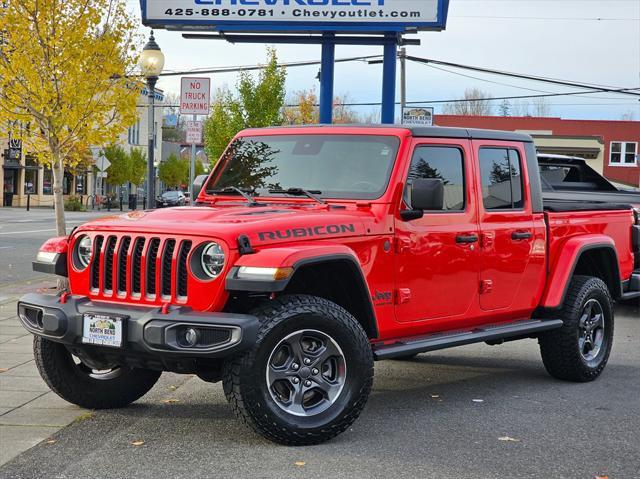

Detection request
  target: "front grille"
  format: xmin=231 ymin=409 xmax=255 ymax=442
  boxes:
xmin=161 ymin=240 xmax=176 ymax=297
xmin=131 ymin=238 xmax=145 ymax=295
xmin=117 ymin=237 xmax=131 ymax=295
xmin=87 ymin=234 xmax=192 ymax=303
xmin=90 ymin=236 xmax=104 ymax=290
xmin=146 ymin=239 xmax=160 ymax=297
xmin=177 ymin=241 xmax=192 ymax=298
xmin=103 ymin=236 xmax=117 ymax=292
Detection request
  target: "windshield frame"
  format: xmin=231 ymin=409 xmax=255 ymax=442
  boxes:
xmin=204 ymin=132 xmax=402 ymax=202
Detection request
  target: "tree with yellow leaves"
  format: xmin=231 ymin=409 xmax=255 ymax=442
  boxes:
xmin=0 ymin=0 xmax=140 ymax=236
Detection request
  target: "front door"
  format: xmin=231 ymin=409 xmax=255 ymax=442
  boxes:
xmin=394 ymin=139 xmax=481 ymax=329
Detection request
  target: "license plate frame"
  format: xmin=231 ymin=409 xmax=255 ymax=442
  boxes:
xmin=81 ymin=313 xmax=126 ymax=348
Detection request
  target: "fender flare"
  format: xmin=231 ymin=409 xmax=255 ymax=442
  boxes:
xmin=540 ymin=235 xmax=622 ymax=308
xmin=226 ymin=244 xmax=364 ymax=292
xmin=225 ymin=244 xmax=378 ymax=338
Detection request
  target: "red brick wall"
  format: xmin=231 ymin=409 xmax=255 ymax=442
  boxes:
xmin=434 ymin=115 xmax=640 ymax=187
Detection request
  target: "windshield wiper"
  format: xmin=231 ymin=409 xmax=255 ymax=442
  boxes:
xmin=268 ymin=188 xmax=326 ymax=205
xmin=207 ymin=186 xmax=261 ymax=206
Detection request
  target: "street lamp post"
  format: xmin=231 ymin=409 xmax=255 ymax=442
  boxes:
xmin=139 ymin=31 xmax=165 ymax=209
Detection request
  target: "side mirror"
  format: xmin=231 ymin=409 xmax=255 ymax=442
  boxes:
xmin=192 ymin=175 xmax=209 ymax=201
xmin=400 ymin=178 xmax=444 ymax=221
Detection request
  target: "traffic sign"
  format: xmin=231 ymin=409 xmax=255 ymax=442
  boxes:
xmin=180 ymin=77 xmax=210 ymax=116
xmin=186 ymin=120 xmax=203 ymax=145
xmin=90 ymin=148 xmax=111 ymax=171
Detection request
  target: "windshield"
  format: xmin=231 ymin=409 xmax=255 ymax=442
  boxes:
xmin=206 ymin=134 xmax=400 ymax=200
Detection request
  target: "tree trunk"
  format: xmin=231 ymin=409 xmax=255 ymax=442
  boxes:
xmin=51 ymin=149 xmax=69 ymax=291
xmin=51 ymin=152 xmax=67 ymax=236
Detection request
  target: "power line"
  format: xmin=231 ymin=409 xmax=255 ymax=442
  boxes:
xmin=416 ymin=63 xmax=635 ymax=101
xmin=158 ymin=55 xmax=380 ymax=77
xmin=405 ymin=56 xmax=640 ymax=97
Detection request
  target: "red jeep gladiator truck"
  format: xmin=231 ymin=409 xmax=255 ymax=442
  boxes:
xmin=18 ymin=126 xmax=640 ymax=445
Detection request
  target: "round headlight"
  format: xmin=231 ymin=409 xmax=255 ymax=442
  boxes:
xmin=200 ymin=242 xmax=225 ymax=278
xmin=76 ymin=235 xmax=93 ymax=269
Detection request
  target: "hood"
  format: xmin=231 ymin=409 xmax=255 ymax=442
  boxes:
xmin=74 ymin=203 xmax=380 ymax=249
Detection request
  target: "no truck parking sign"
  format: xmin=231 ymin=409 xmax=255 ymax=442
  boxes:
xmin=180 ymin=77 xmax=210 ymax=116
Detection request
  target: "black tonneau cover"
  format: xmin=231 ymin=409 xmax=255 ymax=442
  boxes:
xmin=543 ymin=200 xmax=634 ymax=213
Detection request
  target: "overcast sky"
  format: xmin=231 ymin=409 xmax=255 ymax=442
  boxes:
xmin=128 ymin=0 xmax=640 ymax=121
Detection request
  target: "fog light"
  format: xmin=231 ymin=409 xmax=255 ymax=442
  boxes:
xmin=183 ymin=328 xmax=199 ymax=347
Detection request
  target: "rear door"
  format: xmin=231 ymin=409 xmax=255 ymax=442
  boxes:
xmin=394 ymin=138 xmax=481 ymax=327
xmin=473 ymin=141 xmax=539 ymax=312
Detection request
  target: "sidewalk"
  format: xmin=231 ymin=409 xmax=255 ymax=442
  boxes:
xmin=0 ymin=287 xmax=88 ymax=466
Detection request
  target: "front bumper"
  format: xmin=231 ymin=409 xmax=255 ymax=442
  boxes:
xmin=17 ymin=293 xmax=259 ymax=364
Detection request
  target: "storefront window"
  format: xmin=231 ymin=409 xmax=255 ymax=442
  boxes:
xmin=63 ymin=171 xmax=73 ymax=195
xmin=43 ymin=168 xmax=53 ymax=195
xmin=24 ymin=168 xmax=39 ymax=194
xmin=24 ymin=155 xmax=39 ymax=194
xmin=76 ymin=173 xmax=87 ymax=194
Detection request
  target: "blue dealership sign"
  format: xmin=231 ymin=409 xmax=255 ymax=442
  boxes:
xmin=140 ymin=0 xmax=449 ymax=33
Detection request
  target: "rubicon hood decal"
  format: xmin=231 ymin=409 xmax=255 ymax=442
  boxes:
xmin=258 ymin=224 xmax=356 ymax=241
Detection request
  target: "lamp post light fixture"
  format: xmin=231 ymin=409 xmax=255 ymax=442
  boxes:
xmin=139 ymin=30 xmax=165 ymax=209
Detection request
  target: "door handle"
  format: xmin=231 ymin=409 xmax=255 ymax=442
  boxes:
xmin=511 ymin=231 xmax=532 ymax=241
xmin=456 ymin=234 xmax=479 ymax=244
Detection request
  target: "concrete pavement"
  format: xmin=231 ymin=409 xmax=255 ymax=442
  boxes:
xmin=0 ymin=285 xmax=89 ymax=466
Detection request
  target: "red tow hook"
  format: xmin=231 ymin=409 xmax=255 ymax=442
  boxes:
xmin=161 ymin=302 xmax=171 ymax=315
xmin=59 ymin=292 xmax=70 ymax=304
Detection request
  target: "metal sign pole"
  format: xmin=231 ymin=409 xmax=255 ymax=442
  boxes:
xmin=319 ymin=33 xmax=335 ymax=124
xmin=381 ymin=34 xmax=398 ymax=124
xmin=189 ymin=114 xmax=196 ymax=201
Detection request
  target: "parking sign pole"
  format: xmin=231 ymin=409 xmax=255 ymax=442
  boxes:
xmin=189 ymin=114 xmax=196 ymax=202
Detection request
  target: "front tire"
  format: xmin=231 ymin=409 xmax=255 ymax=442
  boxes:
xmin=223 ymin=295 xmax=374 ymax=446
xmin=34 ymin=337 xmax=162 ymax=409
xmin=539 ymin=276 xmax=614 ymax=382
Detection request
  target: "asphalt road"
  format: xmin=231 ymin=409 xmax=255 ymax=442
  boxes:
xmin=0 ymin=208 xmax=114 ymax=288
xmin=1 ymin=207 xmax=638 ymax=479
xmin=0 ymin=302 xmax=637 ymax=479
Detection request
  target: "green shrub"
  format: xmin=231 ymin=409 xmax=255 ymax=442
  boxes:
xmin=64 ymin=195 xmax=85 ymax=211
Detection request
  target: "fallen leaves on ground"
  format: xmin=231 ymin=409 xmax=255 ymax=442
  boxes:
xmin=168 ymin=385 xmax=177 ymax=391
xmin=472 ymin=399 xmax=484 ymax=403
xmin=45 ymin=439 xmax=57 ymax=445
xmin=595 ymin=476 xmax=609 ymax=479
xmin=498 ymin=436 xmax=520 ymax=442
xmin=162 ymin=399 xmax=180 ymax=404
xmin=0 ymin=368 xmax=8 ymax=373
xmin=294 ymin=461 xmax=306 ymax=467
xmin=131 ymin=440 xmax=145 ymax=447
xmin=430 ymin=394 xmax=440 ymax=399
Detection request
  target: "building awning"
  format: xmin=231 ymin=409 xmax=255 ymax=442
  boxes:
xmin=535 ymin=146 xmax=602 ymax=159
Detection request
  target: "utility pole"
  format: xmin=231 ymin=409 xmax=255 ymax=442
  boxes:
xmin=399 ymin=47 xmax=407 ymax=114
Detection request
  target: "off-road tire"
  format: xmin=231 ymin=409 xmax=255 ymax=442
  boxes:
xmin=33 ymin=336 xmax=162 ymax=409
xmin=539 ymin=275 xmax=614 ymax=382
xmin=223 ymin=294 xmax=374 ymax=446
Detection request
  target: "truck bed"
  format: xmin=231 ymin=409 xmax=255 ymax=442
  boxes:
xmin=545 ymin=208 xmax=636 ymax=291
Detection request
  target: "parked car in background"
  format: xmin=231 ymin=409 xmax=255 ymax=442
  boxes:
xmin=157 ymin=190 xmax=186 ymax=208
xmin=183 ymin=191 xmax=191 ymax=205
